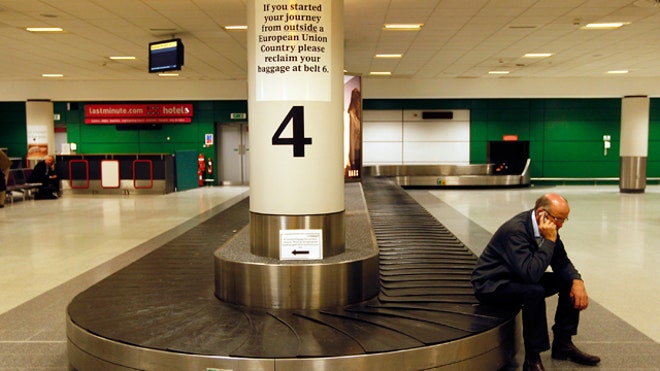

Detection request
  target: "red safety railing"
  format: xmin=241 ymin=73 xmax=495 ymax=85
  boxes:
xmin=132 ymin=160 xmax=153 ymax=189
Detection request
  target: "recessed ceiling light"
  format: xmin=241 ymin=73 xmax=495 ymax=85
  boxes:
xmin=224 ymin=25 xmax=248 ymax=30
xmin=149 ymin=28 xmax=177 ymax=32
xmin=607 ymin=70 xmax=629 ymax=74
xmin=369 ymin=71 xmax=392 ymax=76
xmin=581 ymin=22 xmax=629 ymax=30
xmin=375 ymin=54 xmax=402 ymax=58
xmin=508 ymin=25 xmax=538 ymax=30
xmin=109 ymin=56 xmax=136 ymax=60
xmin=384 ymin=24 xmax=423 ymax=31
xmin=158 ymin=73 xmax=179 ymax=77
xmin=26 ymin=27 xmax=64 ymax=32
xmin=488 ymin=71 xmax=510 ymax=75
xmin=42 ymin=74 xmax=63 ymax=77
xmin=523 ymin=53 xmax=553 ymax=58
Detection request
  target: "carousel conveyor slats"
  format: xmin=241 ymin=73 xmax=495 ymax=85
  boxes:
xmin=67 ymin=177 xmax=517 ymax=369
xmin=317 ymin=308 xmax=472 ymax=345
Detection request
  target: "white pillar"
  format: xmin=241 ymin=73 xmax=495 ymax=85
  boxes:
xmin=26 ymin=100 xmax=55 ymax=165
xmin=247 ymin=0 xmax=345 ymax=258
xmin=620 ymin=95 xmax=649 ymax=193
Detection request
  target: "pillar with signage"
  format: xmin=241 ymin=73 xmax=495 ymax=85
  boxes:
xmin=620 ymin=95 xmax=649 ymax=193
xmin=26 ymin=100 xmax=55 ymax=164
xmin=248 ymin=0 xmax=344 ymax=259
xmin=216 ymin=0 xmax=377 ymax=310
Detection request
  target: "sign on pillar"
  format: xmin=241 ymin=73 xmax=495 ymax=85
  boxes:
xmin=26 ymin=100 xmax=55 ymax=162
xmin=247 ymin=0 xmax=345 ymax=259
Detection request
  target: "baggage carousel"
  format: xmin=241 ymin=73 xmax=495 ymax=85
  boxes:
xmin=67 ymin=177 xmax=518 ymax=370
xmin=364 ymin=160 xmax=531 ymax=187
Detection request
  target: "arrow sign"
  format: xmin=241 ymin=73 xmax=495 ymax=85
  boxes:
xmin=280 ymin=229 xmax=323 ymax=260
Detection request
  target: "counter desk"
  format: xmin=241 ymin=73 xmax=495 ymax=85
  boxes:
xmin=56 ymin=154 xmax=175 ymax=194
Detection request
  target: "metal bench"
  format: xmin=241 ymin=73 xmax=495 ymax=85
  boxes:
xmin=5 ymin=168 xmax=42 ymax=203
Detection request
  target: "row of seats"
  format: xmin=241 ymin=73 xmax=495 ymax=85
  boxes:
xmin=4 ymin=168 xmax=42 ymax=203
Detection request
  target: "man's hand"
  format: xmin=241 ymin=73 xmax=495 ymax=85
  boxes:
xmin=538 ymin=211 xmax=558 ymax=242
xmin=570 ymin=279 xmax=589 ymax=310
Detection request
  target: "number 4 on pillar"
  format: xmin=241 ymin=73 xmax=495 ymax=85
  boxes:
xmin=271 ymin=106 xmax=312 ymax=157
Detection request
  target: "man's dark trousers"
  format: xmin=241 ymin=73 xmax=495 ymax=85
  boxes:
xmin=475 ymin=272 xmax=579 ymax=354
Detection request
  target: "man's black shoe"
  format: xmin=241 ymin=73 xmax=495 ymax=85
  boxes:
xmin=523 ymin=353 xmax=545 ymax=371
xmin=552 ymin=339 xmax=600 ymax=365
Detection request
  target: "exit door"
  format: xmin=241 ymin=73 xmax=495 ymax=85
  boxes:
xmin=217 ymin=122 xmax=249 ymax=185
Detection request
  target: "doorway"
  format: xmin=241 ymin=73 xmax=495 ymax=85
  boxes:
xmin=217 ymin=122 xmax=249 ymax=185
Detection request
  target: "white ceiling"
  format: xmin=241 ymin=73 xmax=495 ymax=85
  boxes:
xmin=1 ymin=0 xmax=660 ymax=82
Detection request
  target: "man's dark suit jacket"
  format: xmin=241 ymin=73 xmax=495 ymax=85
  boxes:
xmin=29 ymin=160 xmax=54 ymax=184
xmin=472 ymin=209 xmax=581 ymax=295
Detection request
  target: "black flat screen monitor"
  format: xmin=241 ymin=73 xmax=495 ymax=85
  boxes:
xmin=148 ymin=38 xmax=184 ymax=73
xmin=487 ymin=140 xmax=529 ymax=175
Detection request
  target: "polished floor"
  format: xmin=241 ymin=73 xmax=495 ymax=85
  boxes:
xmin=1 ymin=183 xmax=658 ymax=370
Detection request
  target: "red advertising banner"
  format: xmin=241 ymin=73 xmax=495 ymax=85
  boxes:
xmin=84 ymin=103 xmax=193 ymax=124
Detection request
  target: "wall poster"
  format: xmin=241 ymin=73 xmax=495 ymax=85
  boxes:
xmin=344 ymin=75 xmax=362 ymax=180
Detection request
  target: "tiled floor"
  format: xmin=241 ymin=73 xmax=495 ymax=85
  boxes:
xmin=0 ymin=183 xmax=658 ymax=370
xmin=409 ymin=184 xmax=660 ymax=370
xmin=0 ymin=186 xmax=249 ymax=370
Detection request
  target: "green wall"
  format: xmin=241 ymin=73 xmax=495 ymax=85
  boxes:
xmin=2 ymin=98 xmax=659 ymax=179
xmin=0 ymin=102 xmax=27 ymax=158
xmin=364 ymin=98 xmax=660 ymax=179
xmin=56 ymin=101 xmax=247 ymax=162
xmin=649 ymin=101 xmax=660 ymax=178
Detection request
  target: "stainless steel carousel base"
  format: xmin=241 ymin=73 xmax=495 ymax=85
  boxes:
xmin=67 ymin=181 xmax=519 ymax=371
xmin=67 ymin=316 xmax=518 ymax=371
xmin=364 ymin=160 xmax=531 ymax=187
xmin=214 ymin=226 xmax=380 ymax=308
xmin=249 ymin=211 xmax=346 ymax=259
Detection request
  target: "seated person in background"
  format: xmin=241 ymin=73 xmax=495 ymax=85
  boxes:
xmin=472 ymin=193 xmax=600 ymax=371
xmin=0 ymin=167 xmax=6 ymax=208
xmin=28 ymin=155 xmax=61 ymax=199
xmin=0 ymin=149 xmax=10 ymax=208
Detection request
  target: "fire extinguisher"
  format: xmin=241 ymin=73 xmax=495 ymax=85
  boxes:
xmin=205 ymin=157 xmax=214 ymax=185
xmin=198 ymin=153 xmax=205 ymax=186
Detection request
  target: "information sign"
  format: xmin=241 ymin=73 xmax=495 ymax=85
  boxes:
xmin=255 ymin=0 xmax=332 ymax=101
xmin=279 ymin=229 xmax=323 ymax=260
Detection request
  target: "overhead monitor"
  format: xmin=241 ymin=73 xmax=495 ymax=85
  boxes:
xmin=148 ymin=38 xmax=184 ymax=73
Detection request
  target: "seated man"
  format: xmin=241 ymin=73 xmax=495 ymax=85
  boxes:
xmin=472 ymin=193 xmax=600 ymax=371
xmin=28 ymin=155 xmax=61 ymax=199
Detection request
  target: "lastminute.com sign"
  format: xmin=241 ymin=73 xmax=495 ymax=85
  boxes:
xmin=84 ymin=103 xmax=193 ymax=124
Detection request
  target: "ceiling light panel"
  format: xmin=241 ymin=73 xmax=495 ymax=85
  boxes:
xmin=26 ymin=27 xmax=64 ymax=32
xmin=581 ymin=22 xmax=629 ymax=30
xmin=224 ymin=25 xmax=248 ymax=30
xmin=524 ymin=53 xmax=553 ymax=58
xmin=375 ymin=54 xmax=403 ymax=58
xmin=383 ymin=24 xmax=423 ymax=31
